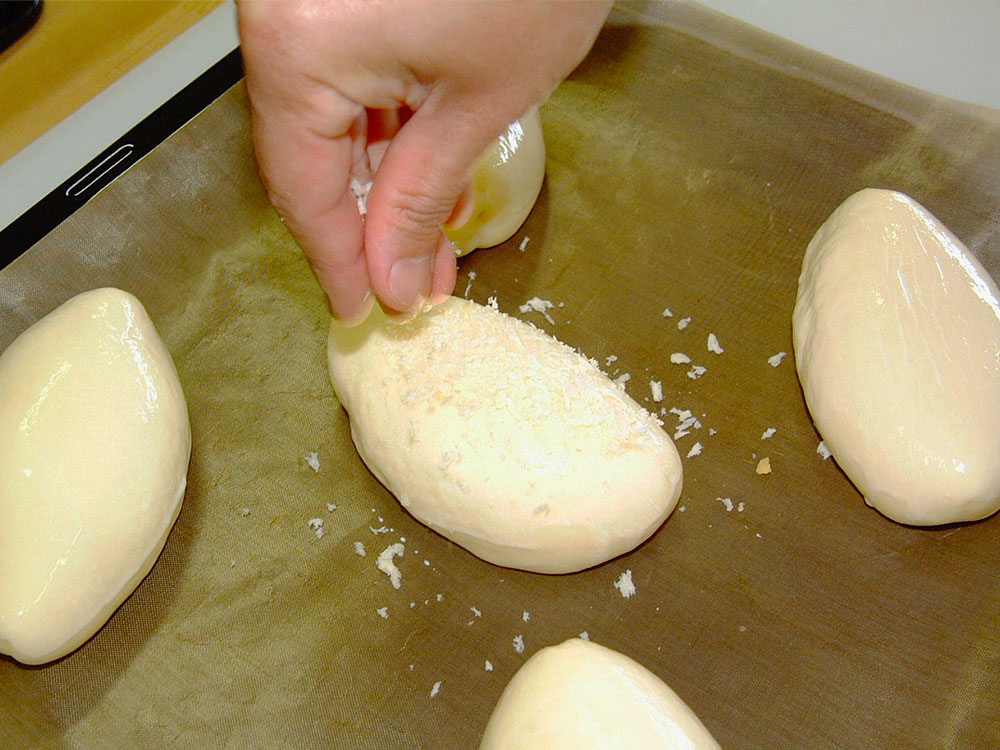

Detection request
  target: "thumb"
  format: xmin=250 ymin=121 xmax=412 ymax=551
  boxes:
xmin=364 ymin=102 xmax=499 ymax=316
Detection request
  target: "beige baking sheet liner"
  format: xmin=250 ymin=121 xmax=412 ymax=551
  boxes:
xmin=2 ymin=3 xmax=999 ymax=747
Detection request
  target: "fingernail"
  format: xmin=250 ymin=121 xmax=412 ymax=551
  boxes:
xmin=335 ymin=289 xmax=375 ymax=327
xmin=389 ymin=255 xmax=433 ymax=312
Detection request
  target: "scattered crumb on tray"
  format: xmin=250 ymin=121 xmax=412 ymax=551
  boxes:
xmin=650 ymin=380 xmax=664 ymax=402
xmin=513 ymin=635 xmax=525 ymax=654
xmin=613 ymin=569 xmax=636 ymax=599
xmin=670 ymin=352 xmax=691 ymax=364
xmin=687 ymin=442 xmax=703 ymax=458
xmin=707 ymin=333 xmax=723 ymax=354
xmin=354 ymin=541 xmax=366 ymax=557
xmin=519 ymin=297 xmax=556 ymax=324
xmin=519 ymin=236 xmax=530 ymax=252
xmin=522 ymin=611 xmax=530 ymax=623
xmin=377 ymin=606 xmax=388 ymax=620
xmin=430 ymin=681 xmax=441 ymax=698
xmin=817 ymin=441 xmax=832 ymax=460
xmin=718 ymin=497 xmax=734 ymax=512
xmin=768 ymin=351 xmax=787 ymax=367
xmin=579 ymin=631 xmax=590 ymax=641
xmin=305 ymin=451 xmax=321 ymax=472
xmin=377 ymin=543 xmax=405 ymax=589
xmin=662 ymin=307 xmax=673 ymax=318
xmin=761 ymin=427 xmax=776 ymax=440
xmin=307 ymin=518 xmax=324 ymax=539
xmin=677 ymin=317 xmax=691 ymax=330
xmin=239 ymin=507 xmax=250 ymax=517
xmin=756 ymin=457 xmax=772 ymax=474
xmin=686 ymin=365 xmax=706 ymax=380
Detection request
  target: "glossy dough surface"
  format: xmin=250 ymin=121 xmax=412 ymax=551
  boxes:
xmin=445 ymin=108 xmax=545 ymax=256
xmin=793 ymin=189 xmax=1000 ymax=525
xmin=327 ymin=298 xmax=682 ymax=574
xmin=0 ymin=288 xmax=190 ymax=664
xmin=479 ymin=638 xmax=720 ymax=749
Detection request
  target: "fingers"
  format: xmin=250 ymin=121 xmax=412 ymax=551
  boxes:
xmin=364 ymin=99 xmax=492 ymax=316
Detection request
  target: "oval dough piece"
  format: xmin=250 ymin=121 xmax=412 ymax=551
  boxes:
xmin=445 ymin=108 xmax=545 ymax=256
xmin=327 ymin=298 xmax=682 ymax=574
xmin=0 ymin=288 xmax=190 ymax=664
xmin=480 ymin=638 xmax=720 ymax=749
xmin=793 ymin=189 xmax=1000 ymax=525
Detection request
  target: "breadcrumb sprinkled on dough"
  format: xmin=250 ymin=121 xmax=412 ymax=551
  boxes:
xmin=304 ymin=452 xmax=321 ymax=472
xmin=707 ymin=333 xmax=723 ymax=354
xmin=678 ymin=317 xmax=691 ymax=330
xmin=756 ymin=457 xmax=772 ymax=474
xmin=354 ymin=542 xmax=366 ymax=557
xmin=430 ymin=681 xmax=441 ymax=698
xmin=513 ymin=635 xmax=525 ymax=654
xmin=377 ymin=606 xmax=388 ymax=619
xmin=817 ymin=441 xmax=832 ymax=460
xmin=761 ymin=427 xmax=776 ymax=440
xmin=686 ymin=442 xmax=703 ymax=458
xmin=613 ymin=569 xmax=636 ymax=599
xmin=670 ymin=352 xmax=691 ymax=364
xmin=376 ymin=543 xmax=405 ymax=589
xmin=768 ymin=351 xmax=787 ymax=367
xmin=650 ymin=380 xmax=663 ymax=402
xmin=307 ymin=518 xmax=324 ymax=538
xmin=485 ymin=660 xmax=494 ymax=672
xmin=718 ymin=498 xmax=734 ymax=512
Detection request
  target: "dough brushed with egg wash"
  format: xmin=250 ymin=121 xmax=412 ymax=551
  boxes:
xmin=327 ymin=297 xmax=682 ymax=574
xmin=480 ymin=638 xmax=720 ymax=749
xmin=0 ymin=288 xmax=190 ymax=664
xmin=793 ymin=189 xmax=1000 ymax=525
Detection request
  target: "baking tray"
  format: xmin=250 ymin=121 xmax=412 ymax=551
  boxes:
xmin=2 ymin=3 xmax=998 ymax=747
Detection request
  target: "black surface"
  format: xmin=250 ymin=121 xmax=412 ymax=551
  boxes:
xmin=0 ymin=0 xmax=41 ymax=54
xmin=0 ymin=46 xmax=244 ymax=270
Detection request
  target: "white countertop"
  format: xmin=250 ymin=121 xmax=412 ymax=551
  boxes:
xmin=2 ymin=0 xmax=998 ymax=235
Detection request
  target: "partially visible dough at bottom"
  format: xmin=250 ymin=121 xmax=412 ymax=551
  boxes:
xmin=480 ymin=638 xmax=720 ymax=749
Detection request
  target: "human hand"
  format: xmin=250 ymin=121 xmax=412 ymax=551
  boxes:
xmin=237 ymin=0 xmax=611 ymax=322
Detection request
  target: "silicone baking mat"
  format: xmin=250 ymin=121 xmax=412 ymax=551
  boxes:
xmin=2 ymin=3 xmax=998 ymax=746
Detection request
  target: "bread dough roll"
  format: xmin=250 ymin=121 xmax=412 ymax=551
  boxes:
xmin=0 ymin=288 xmax=190 ymax=664
xmin=793 ymin=189 xmax=1000 ymax=525
xmin=480 ymin=638 xmax=720 ymax=749
xmin=445 ymin=108 xmax=545 ymax=256
xmin=327 ymin=298 xmax=682 ymax=574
